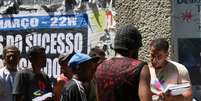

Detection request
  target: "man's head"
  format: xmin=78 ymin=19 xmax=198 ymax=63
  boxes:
xmin=27 ymin=46 xmax=46 ymax=68
xmin=114 ymin=24 xmax=142 ymax=58
xmin=3 ymin=45 xmax=20 ymax=71
xmin=89 ymin=47 xmax=106 ymax=64
xmin=58 ymin=52 xmax=75 ymax=76
xmin=150 ymin=38 xmax=169 ymax=69
xmin=68 ymin=53 xmax=99 ymax=82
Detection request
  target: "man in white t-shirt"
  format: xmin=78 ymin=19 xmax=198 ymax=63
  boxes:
xmin=148 ymin=38 xmax=192 ymax=101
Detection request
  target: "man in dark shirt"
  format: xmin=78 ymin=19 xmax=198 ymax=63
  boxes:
xmin=95 ymin=24 xmax=152 ymax=101
xmin=88 ymin=47 xmax=106 ymax=101
xmin=13 ymin=46 xmax=52 ymax=101
xmin=61 ymin=53 xmax=99 ymax=101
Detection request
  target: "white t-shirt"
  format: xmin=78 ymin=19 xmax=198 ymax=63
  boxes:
xmin=149 ymin=60 xmax=191 ymax=101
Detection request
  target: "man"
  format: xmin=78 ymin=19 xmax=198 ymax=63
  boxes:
xmin=89 ymin=47 xmax=106 ymax=64
xmin=88 ymin=47 xmax=106 ymax=101
xmin=0 ymin=45 xmax=20 ymax=101
xmin=149 ymin=38 xmax=192 ymax=101
xmin=54 ymin=52 xmax=74 ymax=101
xmin=13 ymin=46 xmax=52 ymax=101
xmin=61 ymin=53 xmax=99 ymax=101
xmin=95 ymin=24 xmax=152 ymax=101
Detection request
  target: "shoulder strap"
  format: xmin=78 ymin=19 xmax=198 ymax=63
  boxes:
xmin=137 ymin=61 xmax=147 ymax=69
xmin=148 ymin=63 xmax=157 ymax=79
xmin=136 ymin=61 xmax=147 ymax=72
xmin=133 ymin=61 xmax=147 ymax=79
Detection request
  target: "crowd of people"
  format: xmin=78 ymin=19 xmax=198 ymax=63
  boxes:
xmin=0 ymin=24 xmax=193 ymax=101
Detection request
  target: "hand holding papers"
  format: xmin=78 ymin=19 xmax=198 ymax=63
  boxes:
xmin=163 ymin=83 xmax=190 ymax=95
xmin=152 ymin=82 xmax=191 ymax=96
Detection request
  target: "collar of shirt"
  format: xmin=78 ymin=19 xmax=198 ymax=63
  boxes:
xmin=72 ymin=78 xmax=84 ymax=92
xmin=1 ymin=67 xmax=17 ymax=77
xmin=72 ymin=78 xmax=88 ymax=101
xmin=0 ymin=67 xmax=10 ymax=77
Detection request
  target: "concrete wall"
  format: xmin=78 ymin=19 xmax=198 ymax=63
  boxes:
xmin=115 ymin=0 xmax=172 ymax=61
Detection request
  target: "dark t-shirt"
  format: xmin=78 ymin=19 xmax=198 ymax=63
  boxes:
xmin=12 ymin=69 xmax=52 ymax=101
xmin=61 ymin=80 xmax=82 ymax=101
xmin=95 ymin=57 xmax=146 ymax=101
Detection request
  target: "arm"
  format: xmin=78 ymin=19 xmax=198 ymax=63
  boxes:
xmin=138 ymin=65 xmax=152 ymax=101
xmin=53 ymin=80 xmax=65 ymax=101
xmin=12 ymin=71 xmax=25 ymax=101
xmin=162 ymin=87 xmax=192 ymax=101
xmin=178 ymin=65 xmax=193 ymax=101
xmin=163 ymin=64 xmax=193 ymax=101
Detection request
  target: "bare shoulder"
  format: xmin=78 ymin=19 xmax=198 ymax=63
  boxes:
xmin=140 ymin=64 xmax=150 ymax=78
xmin=139 ymin=64 xmax=152 ymax=101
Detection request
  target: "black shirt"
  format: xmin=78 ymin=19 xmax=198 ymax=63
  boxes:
xmin=61 ymin=80 xmax=83 ymax=101
xmin=12 ymin=69 xmax=52 ymax=101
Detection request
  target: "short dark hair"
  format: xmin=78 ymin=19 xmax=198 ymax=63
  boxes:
xmin=114 ymin=24 xmax=142 ymax=57
xmin=3 ymin=45 xmax=20 ymax=59
xmin=114 ymin=24 xmax=142 ymax=51
xmin=27 ymin=46 xmax=45 ymax=60
xmin=150 ymin=38 xmax=169 ymax=51
xmin=89 ymin=47 xmax=106 ymax=57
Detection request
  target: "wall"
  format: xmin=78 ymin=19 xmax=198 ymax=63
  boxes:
xmin=115 ymin=0 xmax=172 ymax=61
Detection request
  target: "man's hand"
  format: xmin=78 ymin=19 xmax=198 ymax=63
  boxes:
xmin=158 ymin=88 xmax=192 ymax=101
xmin=159 ymin=91 xmax=174 ymax=101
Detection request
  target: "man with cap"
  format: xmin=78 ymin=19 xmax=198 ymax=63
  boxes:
xmin=89 ymin=47 xmax=106 ymax=65
xmin=54 ymin=53 xmax=75 ymax=101
xmin=60 ymin=53 xmax=99 ymax=101
xmin=87 ymin=47 xmax=106 ymax=101
xmin=95 ymin=24 xmax=152 ymax=101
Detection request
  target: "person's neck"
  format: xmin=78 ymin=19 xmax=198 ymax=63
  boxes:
xmin=64 ymin=73 xmax=72 ymax=79
xmin=161 ymin=60 xmax=168 ymax=68
xmin=32 ymin=65 xmax=41 ymax=74
xmin=155 ymin=60 xmax=168 ymax=70
xmin=72 ymin=74 xmax=86 ymax=83
xmin=6 ymin=65 xmax=17 ymax=72
xmin=115 ymin=53 xmax=124 ymax=58
xmin=72 ymin=74 xmax=80 ymax=80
